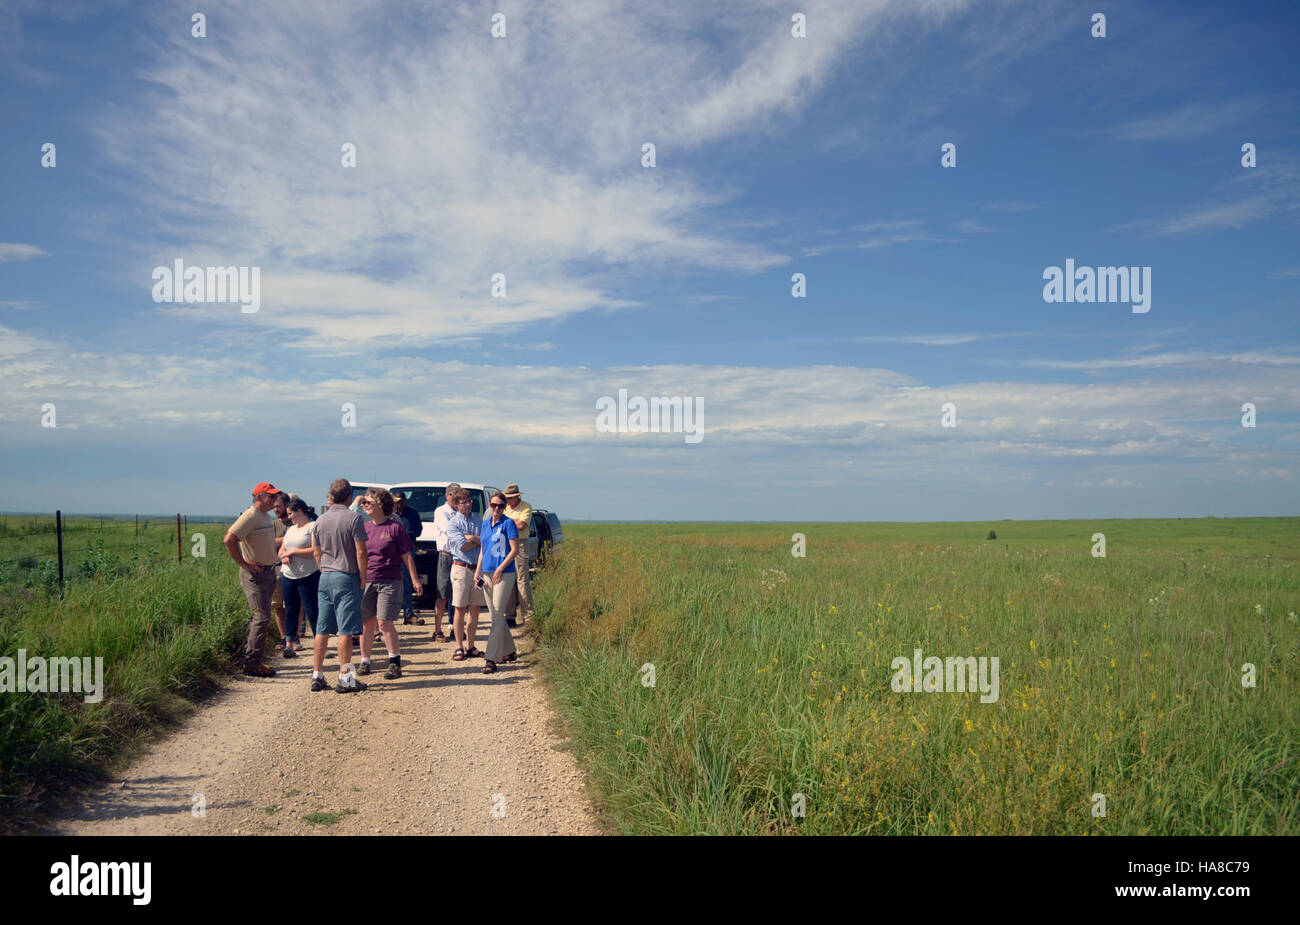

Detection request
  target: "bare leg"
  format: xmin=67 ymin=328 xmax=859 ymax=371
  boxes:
xmin=467 ymin=605 xmax=481 ymax=651
xmin=313 ymin=633 xmax=328 ymax=673
xmin=337 ymin=633 xmax=354 ymax=677
xmin=454 ymin=607 xmax=467 ymax=649
xmin=361 ymin=616 xmax=378 ymax=661
xmin=380 ymin=619 xmax=400 ymax=656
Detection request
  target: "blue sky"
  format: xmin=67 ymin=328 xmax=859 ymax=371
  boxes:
xmin=1 ymin=0 xmax=1297 ymax=521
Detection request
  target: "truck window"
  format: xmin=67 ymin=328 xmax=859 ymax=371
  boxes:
xmin=399 ymin=487 xmax=444 ymax=522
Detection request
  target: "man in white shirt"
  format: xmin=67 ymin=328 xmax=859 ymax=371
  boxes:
xmin=431 ymin=482 xmax=462 ymax=642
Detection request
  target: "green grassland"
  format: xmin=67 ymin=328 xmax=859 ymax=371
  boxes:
xmin=0 ymin=517 xmax=247 ymax=821
xmin=2 ymin=514 xmax=1296 ymax=835
xmin=532 ymin=518 xmax=1300 ymax=835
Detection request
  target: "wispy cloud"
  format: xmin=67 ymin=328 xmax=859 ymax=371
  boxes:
xmin=1026 ymin=350 xmax=1300 ymax=370
xmin=984 ymin=200 xmax=1041 ymax=212
xmin=89 ymin=0 xmax=988 ymax=350
xmin=503 ymin=341 xmax=557 ymax=352
xmin=0 ymin=243 xmax=49 ymax=261
xmin=1117 ymin=156 xmax=1300 ymax=236
xmin=853 ymin=332 xmax=1030 ymax=347
xmin=1112 ymin=100 xmax=1260 ymax=142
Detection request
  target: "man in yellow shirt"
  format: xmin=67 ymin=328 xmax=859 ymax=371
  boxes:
xmin=503 ymin=483 xmax=534 ymax=621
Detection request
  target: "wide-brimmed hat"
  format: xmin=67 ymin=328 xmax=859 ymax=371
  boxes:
xmin=504 ymin=483 xmax=521 ymax=497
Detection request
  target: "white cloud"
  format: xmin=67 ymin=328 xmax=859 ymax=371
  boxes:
xmin=88 ymin=0 xmax=986 ymax=349
xmin=0 ymin=243 xmax=49 ymax=261
xmin=1026 ymin=351 xmax=1300 ymax=370
xmin=853 ymin=332 xmax=1029 ymax=347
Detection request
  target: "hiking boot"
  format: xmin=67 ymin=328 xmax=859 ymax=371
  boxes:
xmin=336 ymin=676 xmax=367 ymax=693
xmin=243 ymin=663 xmax=276 ymax=678
xmin=357 ymin=660 xmax=371 ymax=675
xmin=310 ymin=676 xmax=330 ymax=692
xmin=384 ymin=661 xmax=402 ymax=679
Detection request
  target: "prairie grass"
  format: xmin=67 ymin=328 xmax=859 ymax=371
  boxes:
xmin=0 ymin=520 xmax=249 ymax=819
xmin=534 ymin=519 xmax=1300 ymax=835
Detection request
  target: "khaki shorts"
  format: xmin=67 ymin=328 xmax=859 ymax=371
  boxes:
xmin=449 ymin=564 xmax=487 ymax=609
xmin=362 ymin=579 xmax=403 ymax=622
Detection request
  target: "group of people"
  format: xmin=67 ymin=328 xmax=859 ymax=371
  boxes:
xmin=223 ymin=478 xmax=536 ymax=692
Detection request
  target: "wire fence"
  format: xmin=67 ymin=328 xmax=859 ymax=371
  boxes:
xmin=0 ymin=512 xmax=233 ymax=591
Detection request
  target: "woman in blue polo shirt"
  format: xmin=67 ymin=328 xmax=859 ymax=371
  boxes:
xmin=475 ymin=491 xmax=519 ymax=673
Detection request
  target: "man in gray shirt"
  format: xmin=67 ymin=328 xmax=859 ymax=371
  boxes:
xmin=310 ymin=478 xmax=369 ymax=692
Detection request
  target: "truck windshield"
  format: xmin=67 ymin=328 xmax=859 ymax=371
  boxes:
xmin=399 ymin=487 xmax=445 ymax=521
xmin=392 ymin=487 xmax=487 ymax=520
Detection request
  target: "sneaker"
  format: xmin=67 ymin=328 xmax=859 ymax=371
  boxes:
xmin=336 ymin=676 xmax=367 ymax=693
xmin=243 ymin=663 xmax=276 ymax=678
xmin=310 ymin=676 xmax=330 ymax=692
xmin=282 ymin=645 xmax=296 ymax=658
xmin=358 ymin=660 xmax=371 ymax=675
xmin=384 ymin=661 xmax=402 ymax=679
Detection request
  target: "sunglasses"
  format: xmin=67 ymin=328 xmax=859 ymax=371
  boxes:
xmin=489 ymin=502 xmax=505 ymax=509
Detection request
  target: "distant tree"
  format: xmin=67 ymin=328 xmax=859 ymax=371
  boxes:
xmin=987 ymin=530 xmax=997 ymax=540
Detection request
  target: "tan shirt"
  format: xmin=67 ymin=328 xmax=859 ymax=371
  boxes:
xmin=505 ymin=500 xmax=532 ymax=539
xmin=230 ymin=506 xmax=279 ymax=566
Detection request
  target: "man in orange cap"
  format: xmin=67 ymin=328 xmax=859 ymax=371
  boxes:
xmin=224 ymin=482 xmax=283 ymax=677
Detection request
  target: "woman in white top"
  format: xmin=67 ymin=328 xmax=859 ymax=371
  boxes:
xmin=277 ymin=498 xmax=320 ymax=655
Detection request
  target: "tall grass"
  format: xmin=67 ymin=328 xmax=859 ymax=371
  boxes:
xmin=533 ymin=519 xmax=1300 ymax=835
xmin=0 ymin=522 xmax=250 ymax=819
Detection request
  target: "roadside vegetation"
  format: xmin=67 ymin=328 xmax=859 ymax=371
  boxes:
xmin=0 ymin=519 xmax=246 ymax=824
xmin=533 ymin=519 xmax=1300 ymax=834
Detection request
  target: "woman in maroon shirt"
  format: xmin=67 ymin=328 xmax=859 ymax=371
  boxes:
xmin=359 ymin=488 xmax=422 ymax=679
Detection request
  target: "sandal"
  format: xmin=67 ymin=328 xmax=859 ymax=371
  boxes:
xmin=465 ymin=646 xmax=482 ymax=658
xmin=482 ymin=660 xmax=497 ymax=674
xmin=432 ymin=631 xmax=447 ymax=642
xmin=452 ymin=648 xmax=467 ymax=661
xmin=502 ymin=652 xmax=518 ymax=663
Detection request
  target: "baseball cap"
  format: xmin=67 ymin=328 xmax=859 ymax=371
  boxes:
xmin=252 ymin=482 xmax=279 ymax=496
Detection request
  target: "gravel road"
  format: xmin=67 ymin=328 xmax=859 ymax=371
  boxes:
xmin=57 ymin=613 xmax=602 ymax=836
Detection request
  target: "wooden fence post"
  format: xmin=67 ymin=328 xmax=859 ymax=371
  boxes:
xmin=56 ymin=509 xmax=64 ymax=588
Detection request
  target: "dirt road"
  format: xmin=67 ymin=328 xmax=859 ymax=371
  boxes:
xmin=57 ymin=614 xmax=602 ymax=836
